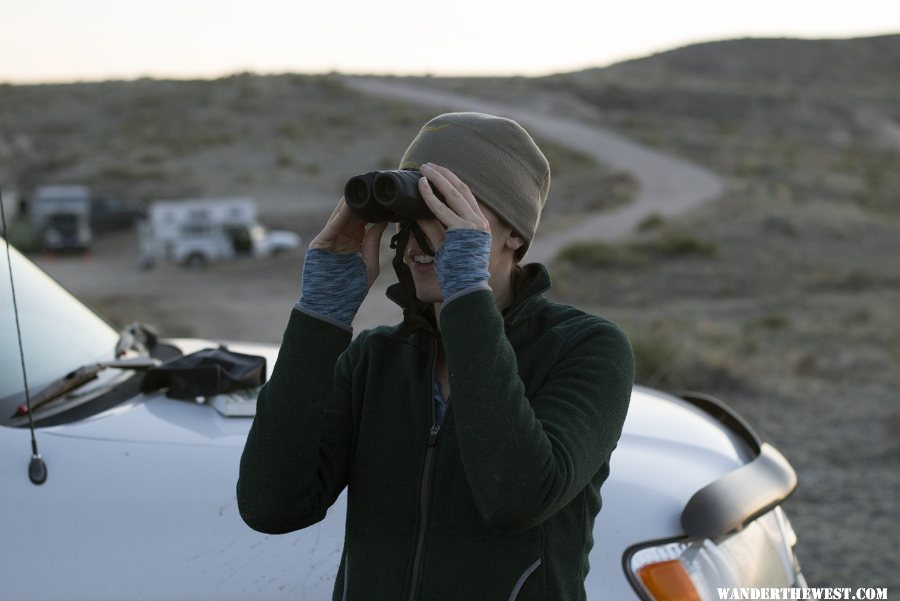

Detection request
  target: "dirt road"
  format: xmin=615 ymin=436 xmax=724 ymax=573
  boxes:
xmin=343 ymin=77 xmax=725 ymax=331
xmin=34 ymin=79 xmax=724 ymax=341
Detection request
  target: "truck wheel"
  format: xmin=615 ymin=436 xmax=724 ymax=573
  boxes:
xmin=184 ymin=253 xmax=208 ymax=270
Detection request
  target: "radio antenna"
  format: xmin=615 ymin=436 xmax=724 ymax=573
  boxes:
xmin=1 ymin=185 xmax=48 ymax=484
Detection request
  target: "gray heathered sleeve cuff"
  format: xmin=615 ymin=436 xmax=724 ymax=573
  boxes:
xmin=441 ymin=283 xmax=493 ymax=311
xmin=292 ymin=302 xmax=354 ymax=333
xmin=297 ymin=248 xmax=368 ymax=328
xmin=435 ymin=228 xmax=491 ymax=302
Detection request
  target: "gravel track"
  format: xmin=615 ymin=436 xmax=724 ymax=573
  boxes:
xmin=341 ymin=77 xmax=725 ymax=330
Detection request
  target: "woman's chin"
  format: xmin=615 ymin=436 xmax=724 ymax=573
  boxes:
xmin=412 ymin=282 xmax=443 ymax=305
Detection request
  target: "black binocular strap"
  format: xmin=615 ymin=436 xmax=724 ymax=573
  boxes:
xmin=389 ymin=220 xmax=437 ymax=332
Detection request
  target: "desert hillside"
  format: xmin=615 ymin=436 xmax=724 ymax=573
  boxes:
xmin=2 ymin=34 xmax=898 ymax=589
xmin=0 ymin=74 xmax=633 ymax=238
xmin=426 ymin=34 xmax=900 ymax=213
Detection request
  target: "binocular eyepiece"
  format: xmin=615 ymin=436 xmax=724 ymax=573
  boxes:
xmin=344 ymin=170 xmax=445 ymax=223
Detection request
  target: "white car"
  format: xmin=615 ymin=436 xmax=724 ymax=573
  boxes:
xmin=0 ymin=240 xmax=806 ymax=601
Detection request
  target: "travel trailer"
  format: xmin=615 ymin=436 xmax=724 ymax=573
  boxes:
xmin=138 ymin=197 xmax=300 ymax=268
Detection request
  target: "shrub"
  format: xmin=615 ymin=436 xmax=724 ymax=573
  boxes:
xmin=95 ymin=165 xmax=167 ymax=182
xmin=275 ymin=146 xmax=294 ymax=168
xmin=276 ymin=122 xmax=309 ymax=141
xmin=557 ymin=240 xmax=644 ymax=268
xmin=633 ymin=230 xmax=717 ymax=258
xmin=626 ymin=325 xmax=746 ymax=393
xmin=637 ymin=212 xmax=666 ymax=232
xmin=745 ymin=312 xmax=791 ymax=331
xmin=557 ymin=228 xmax=716 ymax=268
xmin=531 ymin=136 xmax=596 ymax=177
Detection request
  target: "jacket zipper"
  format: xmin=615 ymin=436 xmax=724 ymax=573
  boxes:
xmin=508 ymin=558 xmax=542 ymax=601
xmin=408 ymin=341 xmax=441 ymax=601
xmin=341 ymin=552 xmax=350 ymax=601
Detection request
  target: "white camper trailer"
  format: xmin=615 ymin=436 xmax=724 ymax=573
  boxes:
xmin=138 ymin=197 xmax=299 ymax=268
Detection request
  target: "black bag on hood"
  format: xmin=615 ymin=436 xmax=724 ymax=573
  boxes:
xmin=140 ymin=346 xmax=267 ymax=400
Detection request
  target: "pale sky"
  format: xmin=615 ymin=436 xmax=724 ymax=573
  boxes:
xmin=2 ymin=0 xmax=899 ymax=83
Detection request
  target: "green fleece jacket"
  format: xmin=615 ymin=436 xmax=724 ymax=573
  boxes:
xmin=237 ymin=264 xmax=634 ymax=601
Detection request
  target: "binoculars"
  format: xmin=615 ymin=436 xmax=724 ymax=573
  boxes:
xmin=344 ymin=170 xmax=445 ymax=223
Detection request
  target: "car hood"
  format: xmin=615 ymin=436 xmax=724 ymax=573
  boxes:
xmin=38 ymin=337 xmax=280 ymax=448
xmin=42 ymin=338 xmax=752 ymax=540
xmin=594 ymin=385 xmax=755 ymax=544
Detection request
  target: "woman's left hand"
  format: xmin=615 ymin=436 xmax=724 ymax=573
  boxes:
xmin=416 ymin=163 xmax=490 ymax=252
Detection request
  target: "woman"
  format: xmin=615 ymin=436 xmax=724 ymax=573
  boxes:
xmin=237 ymin=112 xmax=634 ymax=600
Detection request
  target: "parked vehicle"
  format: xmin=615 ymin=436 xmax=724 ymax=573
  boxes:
xmin=90 ymin=196 xmax=146 ymax=234
xmin=0 ymin=239 xmax=806 ymax=601
xmin=29 ymin=185 xmax=93 ymax=252
xmin=138 ymin=197 xmax=300 ymax=268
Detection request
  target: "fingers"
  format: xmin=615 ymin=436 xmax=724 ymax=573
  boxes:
xmin=313 ymin=198 xmax=351 ymax=240
xmin=420 ymin=163 xmax=475 ymax=218
xmin=363 ymin=221 xmax=388 ymax=251
xmin=309 ymin=197 xmax=366 ymax=252
xmin=425 ymin=164 xmax=479 ymax=214
xmin=326 ymin=197 xmax=346 ymax=222
xmin=418 ymin=176 xmax=467 ymax=230
xmin=419 ymin=163 xmax=489 ymax=232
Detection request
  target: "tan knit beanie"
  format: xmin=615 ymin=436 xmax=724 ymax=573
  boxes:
xmin=399 ymin=112 xmax=551 ymax=252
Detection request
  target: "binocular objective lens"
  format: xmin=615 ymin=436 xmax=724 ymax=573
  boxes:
xmin=374 ymin=177 xmax=398 ymax=202
xmin=345 ymin=178 xmax=371 ymax=209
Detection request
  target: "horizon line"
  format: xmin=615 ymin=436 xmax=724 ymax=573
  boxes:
xmin=3 ymin=30 xmax=898 ymax=87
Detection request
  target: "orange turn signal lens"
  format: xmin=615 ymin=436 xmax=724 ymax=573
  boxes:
xmin=638 ymin=559 xmax=702 ymax=601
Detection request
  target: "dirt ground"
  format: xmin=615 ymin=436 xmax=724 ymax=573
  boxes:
xmin=551 ymin=193 xmax=900 ymax=588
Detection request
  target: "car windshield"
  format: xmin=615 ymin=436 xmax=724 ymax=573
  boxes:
xmin=1 ymin=240 xmax=119 ymax=400
xmin=48 ymin=214 xmax=80 ymax=234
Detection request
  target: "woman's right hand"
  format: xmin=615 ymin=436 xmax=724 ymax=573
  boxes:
xmin=309 ymin=197 xmax=388 ymax=289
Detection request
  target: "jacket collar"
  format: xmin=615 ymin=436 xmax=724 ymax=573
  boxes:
xmin=501 ymin=262 xmax=552 ymax=325
xmin=386 ymin=262 xmax=551 ymax=335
